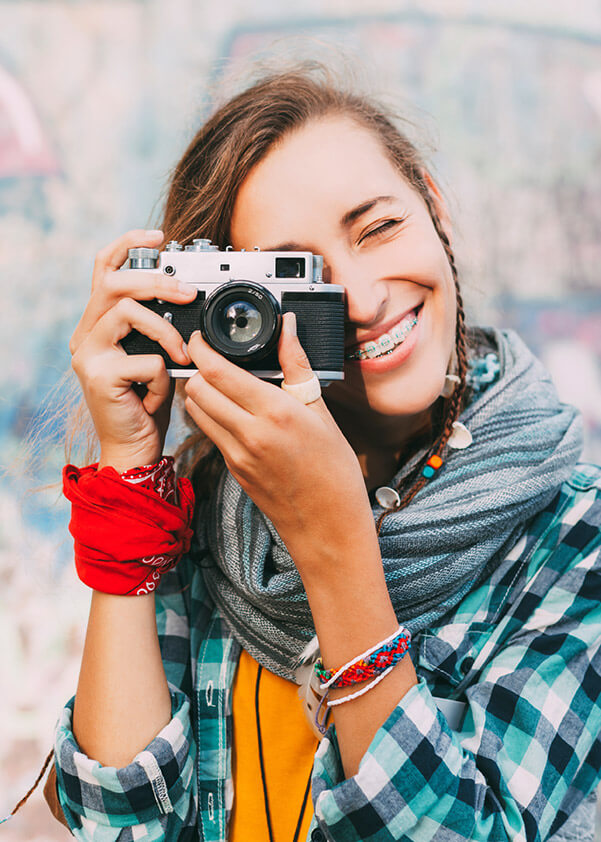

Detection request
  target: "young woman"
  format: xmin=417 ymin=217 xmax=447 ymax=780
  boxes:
xmin=46 ymin=67 xmax=601 ymax=841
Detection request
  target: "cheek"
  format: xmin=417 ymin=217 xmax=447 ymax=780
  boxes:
xmin=435 ymin=256 xmax=458 ymax=339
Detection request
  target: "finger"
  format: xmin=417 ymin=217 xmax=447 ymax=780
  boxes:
xmin=186 ymin=330 xmax=277 ymax=415
xmin=119 ymin=355 xmax=171 ymax=415
xmin=87 ymin=297 xmax=191 ymax=366
xmin=277 ymin=313 xmax=315 ymax=385
xmin=92 ymin=229 xmax=164 ymax=288
xmin=185 ymin=370 xmax=252 ymax=437
xmin=278 ymin=313 xmax=329 ymax=413
xmin=70 ymin=271 xmax=197 ymax=354
xmin=184 ymin=395 xmax=245 ymax=464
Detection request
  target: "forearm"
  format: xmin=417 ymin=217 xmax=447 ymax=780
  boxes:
xmin=295 ymin=527 xmax=418 ymax=778
xmin=73 ymin=590 xmax=171 ymax=768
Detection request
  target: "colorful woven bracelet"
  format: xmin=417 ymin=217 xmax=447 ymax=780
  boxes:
xmin=314 ymin=626 xmax=411 ymax=690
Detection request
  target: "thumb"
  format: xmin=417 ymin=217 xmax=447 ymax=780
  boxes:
xmin=278 ymin=312 xmax=314 ymax=385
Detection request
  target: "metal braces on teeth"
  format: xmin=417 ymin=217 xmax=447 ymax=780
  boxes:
xmin=346 ymin=315 xmax=418 ymax=361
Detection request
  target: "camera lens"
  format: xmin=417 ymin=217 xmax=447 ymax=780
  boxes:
xmin=202 ymin=282 xmax=281 ymax=361
xmin=221 ymin=300 xmax=263 ymax=343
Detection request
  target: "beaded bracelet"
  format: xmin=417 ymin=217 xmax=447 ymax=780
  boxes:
xmin=314 ymin=625 xmax=411 ymax=691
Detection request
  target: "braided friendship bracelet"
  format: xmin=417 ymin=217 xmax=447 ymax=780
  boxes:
xmin=312 ymin=628 xmax=412 ymax=734
xmin=314 ymin=626 xmax=411 ymax=690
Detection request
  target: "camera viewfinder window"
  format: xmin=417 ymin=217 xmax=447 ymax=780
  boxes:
xmin=275 ymin=257 xmax=305 ymax=278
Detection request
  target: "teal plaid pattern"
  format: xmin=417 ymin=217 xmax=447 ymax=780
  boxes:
xmin=54 ymin=464 xmax=601 ymax=841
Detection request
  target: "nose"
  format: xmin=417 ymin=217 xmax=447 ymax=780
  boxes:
xmin=327 ymin=258 xmax=388 ymax=329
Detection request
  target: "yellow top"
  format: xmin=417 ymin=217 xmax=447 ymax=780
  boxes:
xmin=230 ymin=647 xmax=319 ymax=841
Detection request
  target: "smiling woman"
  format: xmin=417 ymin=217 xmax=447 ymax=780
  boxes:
xmin=41 ymin=64 xmax=601 ymax=842
xmin=230 ymin=117 xmax=458 ymax=456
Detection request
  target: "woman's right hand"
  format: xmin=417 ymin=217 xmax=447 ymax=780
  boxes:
xmin=70 ymin=229 xmax=197 ymax=472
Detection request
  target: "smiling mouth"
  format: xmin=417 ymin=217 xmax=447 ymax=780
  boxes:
xmin=345 ymin=305 xmax=422 ymax=361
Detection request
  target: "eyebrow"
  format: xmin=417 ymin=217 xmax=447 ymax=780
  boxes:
xmin=340 ymin=195 xmax=396 ymax=227
xmin=264 ymin=195 xmax=398 ymax=251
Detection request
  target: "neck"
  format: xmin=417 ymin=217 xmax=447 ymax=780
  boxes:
xmin=328 ymin=404 xmax=434 ymax=491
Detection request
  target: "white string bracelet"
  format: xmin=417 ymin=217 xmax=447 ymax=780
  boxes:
xmin=326 ymin=665 xmax=396 ymax=707
xmin=318 ymin=624 xmax=409 ymax=691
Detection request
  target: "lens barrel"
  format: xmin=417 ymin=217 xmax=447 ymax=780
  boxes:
xmin=201 ymin=282 xmax=281 ymax=361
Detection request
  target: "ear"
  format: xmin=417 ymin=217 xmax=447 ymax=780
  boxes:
xmin=421 ymin=170 xmax=453 ymax=246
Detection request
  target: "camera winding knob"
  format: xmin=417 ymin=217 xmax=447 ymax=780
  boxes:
xmin=186 ymin=238 xmax=219 ymax=252
xmin=128 ymin=248 xmax=159 ymax=268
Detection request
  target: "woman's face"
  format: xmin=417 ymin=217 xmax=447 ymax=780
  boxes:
xmin=230 ymin=115 xmax=457 ymax=434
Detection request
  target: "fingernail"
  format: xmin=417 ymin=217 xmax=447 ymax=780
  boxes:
xmin=181 ymin=341 xmax=190 ymax=362
xmin=177 ymin=281 xmax=193 ymax=293
xmin=189 ymin=330 xmax=201 ymax=341
xmin=146 ymin=229 xmax=163 ymax=239
xmin=284 ymin=312 xmax=297 ymax=336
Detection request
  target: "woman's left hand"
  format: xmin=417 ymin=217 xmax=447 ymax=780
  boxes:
xmin=184 ymin=313 xmax=375 ymax=574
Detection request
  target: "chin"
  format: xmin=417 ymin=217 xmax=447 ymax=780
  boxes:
xmin=325 ymin=366 xmax=448 ymax=421
xmin=367 ymin=378 xmax=447 ymax=417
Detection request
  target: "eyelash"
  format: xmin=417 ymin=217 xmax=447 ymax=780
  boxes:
xmin=359 ymin=218 xmax=403 ymax=244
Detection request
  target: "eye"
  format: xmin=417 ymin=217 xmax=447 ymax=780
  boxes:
xmin=358 ymin=218 xmax=404 ymax=244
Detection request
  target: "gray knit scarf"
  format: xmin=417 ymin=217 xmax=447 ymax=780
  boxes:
xmin=198 ymin=327 xmax=583 ymax=680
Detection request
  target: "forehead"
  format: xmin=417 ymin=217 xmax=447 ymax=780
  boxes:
xmin=230 ymin=115 xmax=413 ymax=246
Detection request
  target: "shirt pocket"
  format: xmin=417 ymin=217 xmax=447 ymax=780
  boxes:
xmin=416 ymin=620 xmax=494 ymax=697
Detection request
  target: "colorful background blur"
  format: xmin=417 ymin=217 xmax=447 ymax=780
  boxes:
xmin=1 ymin=1 xmax=601 ymax=839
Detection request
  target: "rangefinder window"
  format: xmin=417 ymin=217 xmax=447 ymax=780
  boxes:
xmin=276 ymin=257 xmax=305 ymax=278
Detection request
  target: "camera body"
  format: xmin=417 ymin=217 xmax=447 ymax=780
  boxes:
xmin=121 ymin=239 xmax=345 ymax=383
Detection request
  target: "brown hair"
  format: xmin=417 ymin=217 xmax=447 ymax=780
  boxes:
xmin=161 ymin=64 xmax=469 ymax=519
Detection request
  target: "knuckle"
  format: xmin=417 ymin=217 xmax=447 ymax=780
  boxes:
xmin=230 ymin=450 xmax=254 ymax=478
xmin=153 ymin=277 xmax=173 ymax=298
xmin=115 ymin=296 xmax=135 ymax=317
xmin=201 ymin=362 xmax=224 ymax=386
xmin=70 ymin=349 xmax=82 ymax=375
xmin=294 ymin=348 xmax=313 ymax=371
xmin=184 ymin=372 xmax=203 ymax=397
xmin=271 ymin=405 xmax=293 ymax=427
xmin=102 ymin=272 xmax=122 ymax=297
xmin=149 ymin=355 xmax=165 ymax=377
xmin=242 ymin=430 xmax=264 ymax=458
xmin=83 ymin=358 xmax=109 ymax=393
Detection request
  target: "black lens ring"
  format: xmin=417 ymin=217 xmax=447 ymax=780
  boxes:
xmin=201 ymin=281 xmax=281 ymax=361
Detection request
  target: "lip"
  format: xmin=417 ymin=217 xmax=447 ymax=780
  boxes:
xmin=345 ymin=304 xmax=423 ymax=372
xmin=344 ymin=303 xmax=423 ymax=352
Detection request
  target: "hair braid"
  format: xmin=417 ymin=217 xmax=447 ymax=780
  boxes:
xmin=375 ymin=197 xmax=469 ymax=535
xmin=158 ymin=67 xmax=474 ymax=517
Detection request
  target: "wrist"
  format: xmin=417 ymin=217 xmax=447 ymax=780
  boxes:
xmin=63 ymin=460 xmax=195 ymax=596
xmin=288 ymin=516 xmax=381 ymax=585
xmin=98 ymin=446 xmax=163 ymax=474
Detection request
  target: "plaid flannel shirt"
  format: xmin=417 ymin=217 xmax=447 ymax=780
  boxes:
xmin=53 ymin=463 xmax=601 ymax=842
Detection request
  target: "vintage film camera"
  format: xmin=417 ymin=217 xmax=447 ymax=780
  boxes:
xmin=121 ymin=239 xmax=345 ymax=383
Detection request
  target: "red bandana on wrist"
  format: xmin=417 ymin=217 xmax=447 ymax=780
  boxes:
xmin=62 ymin=457 xmax=195 ymax=595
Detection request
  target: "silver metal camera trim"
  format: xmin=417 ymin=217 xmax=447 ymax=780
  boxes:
xmin=168 ymin=368 xmax=342 ymax=383
xmin=126 ymin=242 xmax=344 ymax=382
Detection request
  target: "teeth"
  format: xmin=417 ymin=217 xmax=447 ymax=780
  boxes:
xmin=347 ymin=310 xmax=419 ymax=361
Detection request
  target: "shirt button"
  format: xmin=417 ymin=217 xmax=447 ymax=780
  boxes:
xmin=311 ymin=830 xmax=326 ymax=842
xmin=461 ymin=656 xmax=474 ymax=675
